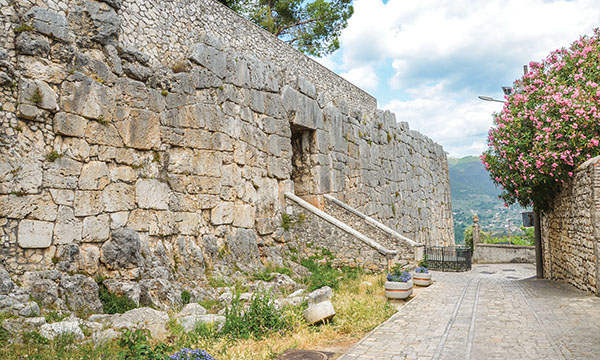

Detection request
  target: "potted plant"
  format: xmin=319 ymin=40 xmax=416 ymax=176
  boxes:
xmin=384 ymin=265 xmax=413 ymax=300
xmin=413 ymin=266 xmax=432 ymax=286
xmin=413 ymin=255 xmax=432 ymax=286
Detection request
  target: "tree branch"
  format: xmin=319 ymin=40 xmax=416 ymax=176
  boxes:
xmin=275 ymin=18 xmax=316 ymax=36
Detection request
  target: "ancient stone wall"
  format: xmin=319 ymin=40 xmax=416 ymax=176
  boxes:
xmin=542 ymin=156 xmax=600 ymax=295
xmin=0 ymin=0 xmax=453 ymax=298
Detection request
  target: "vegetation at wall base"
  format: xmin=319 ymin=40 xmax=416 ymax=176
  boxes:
xmin=482 ymin=29 xmax=600 ymax=211
xmin=0 ymin=271 xmax=396 ymax=360
xmin=96 ymin=278 xmax=138 ymax=315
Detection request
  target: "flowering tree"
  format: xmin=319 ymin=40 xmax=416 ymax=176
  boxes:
xmin=482 ymin=29 xmax=600 ymax=211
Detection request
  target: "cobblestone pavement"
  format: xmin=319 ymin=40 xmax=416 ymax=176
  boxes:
xmin=339 ymin=264 xmax=600 ymax=360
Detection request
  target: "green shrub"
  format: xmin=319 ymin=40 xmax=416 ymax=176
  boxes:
xmin=300 ymin=258 xmax=340 ymax=291
xmin=181 ymin=290 xmax=191 ymax=305
xmin=97 ymin=282 xmax=137 ymax=315
xmin=23 ymin=331 xmax=49 ymax=346
xmin=44 ymin=310 xmax=68 ymax=323
xmin=118 ymin=329 xmax=170 ymax=360
xmin=252 ymin=268 xmax=275 ymax=282
xmin=281 ymin=213 xmax=292 ymax=231
xmin=222 ymin=290 xmax=289 ymax=340
xmin=46 ymin=151 xmax=63 ymax=162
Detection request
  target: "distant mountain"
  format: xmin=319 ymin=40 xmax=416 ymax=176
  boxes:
xmin=448 ymin=156 xmax=527 ymax=244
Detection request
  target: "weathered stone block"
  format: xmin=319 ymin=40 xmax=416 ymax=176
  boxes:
xmin=102 ymin=183 xmax=135 ymax=212
xmin=61 ymin=75 xmax=114 ymax=121
xmin=233 ymin=204 xmax=255 ymax=228
xmin=53 ymin=206 xmax=82 ymax=245
xmin=79 ymin=161 xmax=110 ymax=190
xmin=15 ymin=32 xmax=50 ymax=57
xmin=25 ymin=6 xmax=72 ymax=42
xmin=82 ymin=214 xmax=110 ymax=242
xmin=136 ymin=179 xmax=170 ymax=210
xmin=74 ymin=190 xmax=103 ymax=216
xmin=18 ymin=220 xmax=53 ymax=248
xmin=211 ymin=202 xmax=234 ymax=225
xmin=54 ymin=112 xmax=87 ymax=137
xmin=100 ymin=228 xmax=142 ymax=269
xmin=115 ymin=108 xmax=160 ymax=150
xmin=18 ymin=78 xmax=58 ymax=112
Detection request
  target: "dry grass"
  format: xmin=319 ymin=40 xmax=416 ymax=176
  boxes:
xmin=0 ymin=273 xmax=398 ymax=359
xmin=195 ymin=272 xmax=396 ymax=359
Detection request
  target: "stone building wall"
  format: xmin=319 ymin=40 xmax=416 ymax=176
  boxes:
xmin=0 ymin=0 xmax=453 ymax=294
xmin=542 ymin=156 xmax=600 ymax=295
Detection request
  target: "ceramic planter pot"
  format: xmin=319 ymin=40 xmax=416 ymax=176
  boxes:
xmin=384 ymin=280 xmax=413 ymax=299
xmin=413 ymin=272 xmax=432 ymax=286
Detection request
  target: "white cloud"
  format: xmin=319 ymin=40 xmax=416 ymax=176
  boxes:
xmin=329 ymin=0 xmax=600 ymax=156
xmin=340 ymin=65 xmax=379 ymax=91
xmin=383 ymin=83 xmax=504 ymax=157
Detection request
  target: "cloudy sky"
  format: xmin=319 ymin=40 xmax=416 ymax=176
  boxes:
xmin=316 ymin=0 xmax=600 ymax=158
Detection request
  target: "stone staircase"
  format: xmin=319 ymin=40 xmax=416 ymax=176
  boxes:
xmin=283 ymin=193 xmax=423 ymax=271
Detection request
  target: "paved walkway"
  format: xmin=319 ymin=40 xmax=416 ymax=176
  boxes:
xmin=340 ymin=264 xmax=600 ymax=360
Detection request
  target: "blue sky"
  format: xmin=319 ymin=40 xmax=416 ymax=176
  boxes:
xmin=315 ymin=0 xmax=600 ymax=157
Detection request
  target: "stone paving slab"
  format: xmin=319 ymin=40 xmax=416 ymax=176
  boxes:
xmin=339 ymin=264 xmax=600 ymax=360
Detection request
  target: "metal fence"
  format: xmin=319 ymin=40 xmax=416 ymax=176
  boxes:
xmin=424 ymin=246 xmax=472 ymax=272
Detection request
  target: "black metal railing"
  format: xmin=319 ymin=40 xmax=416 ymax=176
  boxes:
xmin=425 ymin=246 xmax=472 ymax=272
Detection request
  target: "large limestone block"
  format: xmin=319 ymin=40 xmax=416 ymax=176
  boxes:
xmin=136 ymin=179 xmax=170 ymax=210
xmin=177 ymin=314 xmax=225 ymax=333
xmin=54 ymin=112 xmax=87 ymax=137
xmin=102 ymin=183 xmax=135 ymax=212
xmin=116 ymin=108 xmax=160 ymax=150
xmin=82 ymin=214 xmax=110 ymax=242
xmin=100 ymin=228 xmax=142 ymax=269
xmin=110 ymin=307 xmax=169 ymax=340
xmin=18 ymin=220 xmax=53 ymax=248
xmin=40 ymin=321 xmax=84 ymax=341
xmin=78 ymin=244 xmax=100 ymax=274
xmin=61 ymin=75 xmax=114 ymax=120
xmin=174 ymin=212 xmax=203 ymax=235
xmin=43 ymin=157 xmax=82 ymax=189
xmin=177 ymin=303 xmax=207 ymax=318
xmin=0 ymin=155 xmax=43 ymax=195
xmin=60 ymin=274 xmax=103 ymax=313
xmin=167 ymin=148 xmax=222 ymax=176
xmin=18 ymin=78 xmax=58 ymax=113
xmin=74 ymin=190 xmax=104 ymax=216
xmin=210 ymin=202 xmax=234 ymax=225
xmin=53 ymin=206 xmax=82 ymax=245
xmin=233 ymin=204 xmax=255 ymax=228
xmin=302 ymin=300 xmax=336 ymax=325
xmin=25 ymin=6 xmax=72 ymax=42
xmin=103 ymin=279 xmax=141 ymax=305
xmin=85 ymin=121 xmax=123 ymax=147
xmin=227 ymin=228 xmax=260 ymax=267
xmin=281 ymin=85 xmax=322 ymax=130
xmin=306 ymin=286 xmax=333 ymax=306
xmin=79 ymin=161 xmax=110 ymax=190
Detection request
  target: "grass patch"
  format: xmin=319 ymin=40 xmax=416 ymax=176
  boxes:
xmin=14 ymin=23 xmax=34 ymax=33
xmin=96 ymin=278 xmax=138 ymax=315
xmin=281 ymin=213 xmax=292 ymax=231
xmin=0 ymin=272 xmax=396 ymax=360
xmin=300 ymin=257 xmax=341 ymax=291
xmin=46 ymin=150 xmax=63 ymax=162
